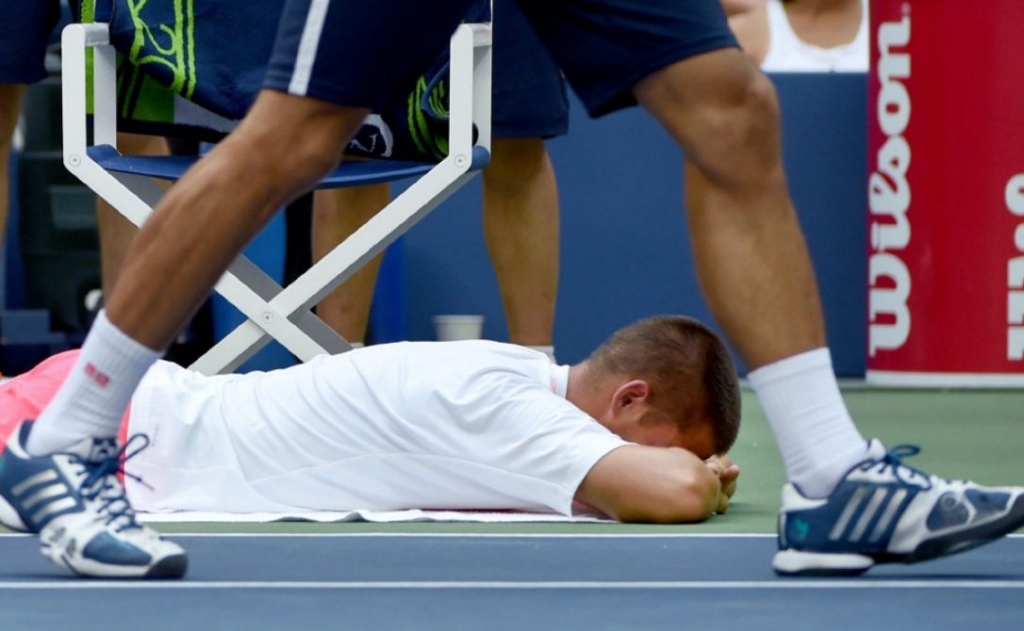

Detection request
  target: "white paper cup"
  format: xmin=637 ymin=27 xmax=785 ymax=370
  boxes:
xmin=433 ymin=315 xmax=485 ymax=341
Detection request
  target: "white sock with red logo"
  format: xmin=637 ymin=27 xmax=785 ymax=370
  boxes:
xmin=26 ymin=310 xmax=162 ymax=456
xmin=747 ymin=348 xmax=871 ymax=499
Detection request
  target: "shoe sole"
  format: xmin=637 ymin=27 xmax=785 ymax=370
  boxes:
xmin=58 ymin=550 xmax=189 ymax=579
xmin=774 ymin=494 xmax=1024 ymax=576
xmin=773 ymin=550 xmax=874 ymax=577
xmin=146 ymin=554 xmax=189 ymax=579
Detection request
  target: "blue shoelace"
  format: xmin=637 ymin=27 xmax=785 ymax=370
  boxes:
xmin=868 ymin=444 xmax=933 ymax=490
xmin=73 ymin=434 xmax=152 ymax=533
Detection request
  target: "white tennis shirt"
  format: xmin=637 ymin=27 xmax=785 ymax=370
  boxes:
xmin=125 ymin=341 xmax=628 ymax=516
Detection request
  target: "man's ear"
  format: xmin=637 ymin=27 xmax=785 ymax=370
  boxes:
xmin=611 ymin=379 xmax=651 ymax=415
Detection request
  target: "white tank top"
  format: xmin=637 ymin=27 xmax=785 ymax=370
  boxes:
xmin=760 ymin=0 xmax=869 ymax=73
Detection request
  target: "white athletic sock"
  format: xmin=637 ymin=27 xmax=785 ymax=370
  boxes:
xmin=26 ymin=310 xmax=162 ymax=456
xmin=527 ymin=345 xmax=557 ymax=362
xmin=747 ymin=348 xmax=871 ymax=499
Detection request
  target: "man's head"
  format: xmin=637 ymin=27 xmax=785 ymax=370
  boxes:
xmin=571 ymin=315 xmax=741 ymax=459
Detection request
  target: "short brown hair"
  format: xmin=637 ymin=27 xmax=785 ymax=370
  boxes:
xmin=586 ymin=315 xmax=741 ymax=454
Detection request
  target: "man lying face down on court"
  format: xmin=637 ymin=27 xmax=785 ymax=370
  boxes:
xmin=0 ymin=315 xmax=742 ymax=523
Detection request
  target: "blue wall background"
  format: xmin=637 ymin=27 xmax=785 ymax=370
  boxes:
xmin=398 ymin=73 xmax=869 ymax=375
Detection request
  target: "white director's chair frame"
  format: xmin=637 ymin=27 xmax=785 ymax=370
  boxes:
xmin=60 ymin=21 xmax=492 ymax=374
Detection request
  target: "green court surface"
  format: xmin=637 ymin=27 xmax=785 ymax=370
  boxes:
xmin=143 ymin=386 xmax=1024 ymax=537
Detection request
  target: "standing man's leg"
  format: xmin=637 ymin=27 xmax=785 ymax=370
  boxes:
xmin=633 ymin=50 xmax=868 ymax=496
xmin=518 ymin=0 xmax=1024 ymax=575
xmin=0 ymin=84 xmax=25 ymax=246
xmin=96 ymin=133 xmax=171 ymax=293
xmin=481 ymin=137 xmax=559 ymax=349
xmin=0 ymin=0 xmax=60 ymax=260
xmin=0 ymin=0 xmax=478 ymax=579
xmin=477 ymin=0 xmax=564 ymax=355
xmin=312 ymin=181 xmax=390 ymax=344
xmin=312 ymin=138 xmax=560 ymax=349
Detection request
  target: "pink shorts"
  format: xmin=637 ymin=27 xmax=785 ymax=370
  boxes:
xmin=0 ymin=351 xmax=130 ymax=450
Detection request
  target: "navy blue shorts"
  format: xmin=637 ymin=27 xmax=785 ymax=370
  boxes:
xmin=491 ymin=0 xmax=567 ymax=139
xmin=0 ymin=0 xmax=62 ymax=83
xmin=517 ymin=0 xmax=738 ymax=117
xmin=265 ymin=0 xmax=736 ymax=121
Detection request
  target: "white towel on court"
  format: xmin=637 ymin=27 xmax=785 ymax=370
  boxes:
xmin=138 ymin=508 xmax=615 ymax=524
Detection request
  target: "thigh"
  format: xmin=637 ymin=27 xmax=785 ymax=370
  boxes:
xmin=264 ymin=0 xmax=478 ymax=111
xmin=492 ymin=0 xmax=568 ymax=139
xmin=0 ymin=0 xmax=61 ymax=84
xmin=516 ymin=0 xmax=738 ymax=118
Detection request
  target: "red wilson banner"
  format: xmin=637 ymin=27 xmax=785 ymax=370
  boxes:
xmin=867 ymin=0 xmax=1024 ymax=386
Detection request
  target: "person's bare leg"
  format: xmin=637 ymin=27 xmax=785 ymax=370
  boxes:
xmin=109 ymin=92 xmax=366 ymax=348
xmin=27 ymin=90 xmax=368 ymax=453
xmin=634 ymin=48 xmax=866 ymax=496
xmin=313 ymin=138 xmax=559 ymax=349
xmin=0 ymin=84 xmax=26 ymax=246
xmin=482 ymin=137 xmax=559 ymax=348
xmin=636 ymin=52 xmax=820 ymax=367
xmin=312 ymin=182 xmax=390 ymax=343
xmin=95 ymin=133 xmax=170 ymax=293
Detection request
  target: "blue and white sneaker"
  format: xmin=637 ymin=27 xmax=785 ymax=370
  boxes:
xmin=0 ymin=421 xmax=187 ymax=578
xmin=774 ymin=439 xmax=1024 ymax=576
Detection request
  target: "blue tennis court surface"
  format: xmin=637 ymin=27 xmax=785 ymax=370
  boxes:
xmin=1 ymin=533 xmax=1021 ymax=630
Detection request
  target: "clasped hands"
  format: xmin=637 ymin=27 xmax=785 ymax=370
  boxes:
xmin=705 ymin=454 xmax=740 ymax=515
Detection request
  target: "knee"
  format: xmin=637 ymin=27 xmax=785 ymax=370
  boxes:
xmin=730 ymin=72 xmax=781 ymax=151
xmin=694 ymin=72 xmax=783 ymax=187
xmin=483 ymin=138 xmax=551 ymax=194
xmin=642 ymin=58 xmax=784 ymax=189
xmin=285 ymin=131 xmax=346 ymax=184
xmin=237 ymin=91 xmax=356 ymax=188
xmin=227 ymin=122 xmax=342 ymax=194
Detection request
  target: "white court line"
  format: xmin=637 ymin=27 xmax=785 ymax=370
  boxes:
xmin=0 ymin=532 xmax=778 ymax=539
xmin=152 ymin=532 xmax=1024 ymax=539
xmin=3 ymin=532 xmax=1021 ymax=539
xmin=167 ymin=532 xmax=781 ymax=539
xmin=0 ymin=580 xmax=1021 ymax=590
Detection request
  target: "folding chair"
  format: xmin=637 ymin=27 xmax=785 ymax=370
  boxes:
xmin=59 ymin=18 xmax=492 ymax=374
